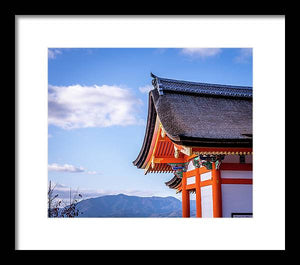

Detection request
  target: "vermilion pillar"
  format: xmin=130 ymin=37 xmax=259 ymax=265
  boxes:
xmin=182 ymin=173 xmax=190 ymax=217
xmin=211 ymin=162 xmax=222 ymax=217
xmin=195 ymin=167 xmax=202 ymax=217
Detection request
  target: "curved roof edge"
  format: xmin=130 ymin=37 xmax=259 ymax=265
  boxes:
xmin=132 ymin=91 xmax=157 ymax=168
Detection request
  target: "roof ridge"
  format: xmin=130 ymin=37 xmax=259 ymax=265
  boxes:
xmin=151 ymin=73 xmax=252 ymax=98
xmin=151 ymin=73 xmax=252 ymax=89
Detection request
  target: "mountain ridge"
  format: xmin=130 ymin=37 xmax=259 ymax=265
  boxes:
xmin=74 ymin=193 xmax=196 ymax=217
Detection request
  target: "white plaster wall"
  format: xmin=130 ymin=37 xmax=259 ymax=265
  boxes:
xmin=201 ymin=185 xmax=213 ymax=218
xmin=187 ymin=176 xmax=195 ymax=185
xmin=221 ymin=184 xmax=253 ymax=217
xmin=201 ymin=171 xmax=212 ymax=181
xmin=221 ymin=170 xmax=253 ymax=179
xmin=187 ymin=160 xmax=195 ymax=171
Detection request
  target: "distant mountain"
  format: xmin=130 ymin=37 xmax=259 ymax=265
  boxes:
xmin=75 ymin=194 xmax=196 ymax=217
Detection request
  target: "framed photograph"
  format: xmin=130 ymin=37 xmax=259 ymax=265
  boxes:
xmin=15 ymin=15 xmax=285 ymax=250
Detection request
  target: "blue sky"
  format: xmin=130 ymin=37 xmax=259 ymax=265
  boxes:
xmin=48 ymin=48 xmax=252 ymax=201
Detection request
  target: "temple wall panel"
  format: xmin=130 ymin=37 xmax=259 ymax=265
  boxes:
xmin=201 ymin=185 xmax=213 ymax=217
xmin=221 ymin=184 xmax=253 ymax=217
xmin=187 ymin=176 xmax=195 ymax=185
xmin=221 ymin=170 xmax=252 ymax=179
xmin=201 ymin=171 xmax=212 ymax=181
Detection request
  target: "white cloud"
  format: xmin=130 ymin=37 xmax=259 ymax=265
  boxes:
xmin=87 ymin=171 xmax=97 ymax=175
xmin=48 ymin=163 xmax=99 ymax=175
xmin=138 ymin=85 xmax=153 ymax=94
xmin=181 ymin=48 xmax=222 ymax=58
xmin=48 ymin=163 xmax=85 ymax=173
xmin=48 ymin=49 xmax=62 ymax=59
xmin=48 ymin=84 xmax=143 ymax=129
xmin=234 ymin=48 xmax=253 ymax=63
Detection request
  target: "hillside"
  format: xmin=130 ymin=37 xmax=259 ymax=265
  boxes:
xmin=75 ymin=194 xmax=196 ymax=217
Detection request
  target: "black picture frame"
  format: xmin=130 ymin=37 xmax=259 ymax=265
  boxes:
xmin=231 ymin=212 xmax=253 ymax=218
xmin=10 ymin=5 xmax=287 ymax=256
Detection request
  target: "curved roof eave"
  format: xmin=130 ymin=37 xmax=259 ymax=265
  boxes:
xmin=132 ymin=90 xmax=157 ymax=168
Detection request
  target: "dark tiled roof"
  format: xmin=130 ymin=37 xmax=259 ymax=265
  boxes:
xmin=154 ymin=89 xmax=252 ymax=145
xmin=152 ymin=74 xmax=252 ymax=146
xmin=151 ymin=73 xmax=252 ymax=98
xmin=165 ymin=175 xmax=182 ymax=189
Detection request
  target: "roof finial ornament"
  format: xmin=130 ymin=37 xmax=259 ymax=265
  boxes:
xmin=150 ymin=72 xmax=164 ymax=96
xmin=150 ymin=72 xmax=157 ymax=78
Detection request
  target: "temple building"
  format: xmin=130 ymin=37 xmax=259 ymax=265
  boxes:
xmin=133 ymin=73 xmax=253 ymax=218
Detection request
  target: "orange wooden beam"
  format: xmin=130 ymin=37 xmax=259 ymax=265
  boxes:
xmin=200 ymin=180 xmax=212 ymax=187
xmin=174 ymin=143 xmax=184 ymax=151
xmin=212 ymin=162 xmax=222 ymax=218
xmin=185 ymin=154 xmax=198 ymax=161
xmin=195 ymin=167 xmax=202 ymax=218
xmin=181 ymin=172 xmax=190 ymax=217
xmin=185 ymin=170 xmax=196 ymax=178
xmin=178 ymin=179 xmax=212 ymax=192
xmin=159 ymin=135 xmax=172 ymax=142
xmin=198 ymin=167 xmax=211 ymax=175
xmin=186 ymin=184 xmax=196 ymax=190
xmin=153 ymin=157 xmax=184 ymax=164
xmin=181 ymin=157 xmax=190 ymax=218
